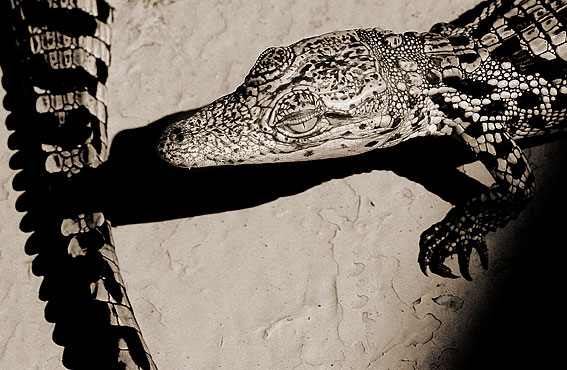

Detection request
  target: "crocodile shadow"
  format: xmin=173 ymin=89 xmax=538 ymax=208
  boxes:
xmin=7 ymin=100 xmax=566 ymax=368
xmin=92 ymin=109 xmax=566 ymax=227
xmin=90 ymin=109 xmax=489 ymax=226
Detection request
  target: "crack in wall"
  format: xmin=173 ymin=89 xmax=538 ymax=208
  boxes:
xmin=0 ymin=323 xmax=18 ymax=364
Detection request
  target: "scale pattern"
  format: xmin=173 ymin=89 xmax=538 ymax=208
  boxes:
xmin=2 ymin=0 xmax=157 ymax=368
xmin=158 ymin=0 xmax=567 ymax=279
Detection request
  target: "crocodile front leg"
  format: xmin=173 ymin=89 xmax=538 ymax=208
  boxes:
xmin=418 ymin=124 xmax=535 ymax=279
xmin=417 ymin=0 xmax=567 ymax=278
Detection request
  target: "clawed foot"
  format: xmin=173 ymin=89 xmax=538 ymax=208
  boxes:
xmin=418 ymin=215 xmax=489 ymax=280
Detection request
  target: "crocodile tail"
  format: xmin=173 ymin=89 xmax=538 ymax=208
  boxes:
xmin=432 ymin=0 xmax=567 ymax=82
xmin=1 ymin=1 xmax=157 ymax=369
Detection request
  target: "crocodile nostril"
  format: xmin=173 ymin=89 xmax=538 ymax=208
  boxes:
xmin=170 ymin=127 xmax=184 ymax=142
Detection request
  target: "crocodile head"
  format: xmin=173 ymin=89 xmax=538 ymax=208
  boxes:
xmin=158 ymin=29 xmax=420 ymax=168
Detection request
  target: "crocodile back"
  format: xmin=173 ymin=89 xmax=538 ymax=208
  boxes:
xmin=427 ymin=0 xmax=567 ymax=139
xmin=438 ymin=0 xmax=567 ymax=77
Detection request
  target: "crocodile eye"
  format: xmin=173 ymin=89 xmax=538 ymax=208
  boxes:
xmin=273 ymin=90 xmax=325 ymax=138
xmin=245 ymin=46 xmax=294 ymax=86
xmin=284 ymin=116 xmax=318 ymax=134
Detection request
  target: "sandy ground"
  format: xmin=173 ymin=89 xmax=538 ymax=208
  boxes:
xmin=1 ymin=0 xmax=565 ymax=369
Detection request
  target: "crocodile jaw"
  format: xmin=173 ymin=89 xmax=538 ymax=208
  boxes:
xmin=158 ymin=104 xmax=400 ymax=169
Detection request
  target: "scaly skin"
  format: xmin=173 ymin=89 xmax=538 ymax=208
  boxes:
xmin=158 ymin=0 xmax=567 ymax=279
xmin=3 ymin=0 xmax=157 ymax=368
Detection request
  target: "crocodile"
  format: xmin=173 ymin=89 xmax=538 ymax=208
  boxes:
xmin=158 ymin=0 xmax=567 ymax=280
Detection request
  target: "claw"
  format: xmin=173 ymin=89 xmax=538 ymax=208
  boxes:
xmin=457 ymin=244 xmax=473 ymax=281
xmin=477 ymin=239 xmax=489 ymax=270
xmin=418 ymin=246 xmax=432 ymax=276
xmin=430 ymin=245 xmax=459 ymax=279
xmin=418 ymin=210 xmax=494 ymax=279
xmin=419 ymin=259 xmax=429 ymax=276
xmin=429 ymin=260 xmax=458 ymax=279
xmin=418 ymin=231 xmax=435 ymax=276
xmin=418 ymin=218 xmax=491 ymax=280
xmin=458 ymin=261 xmax=473 ymax=281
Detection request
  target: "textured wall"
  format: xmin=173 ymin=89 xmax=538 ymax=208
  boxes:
xmin=1 ymin=0 xmax=565 ymax=369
